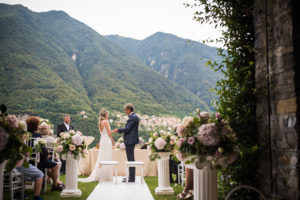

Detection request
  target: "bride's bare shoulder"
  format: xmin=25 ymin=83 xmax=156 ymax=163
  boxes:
xmin=99 ymin=120 xmax=109 ymax=126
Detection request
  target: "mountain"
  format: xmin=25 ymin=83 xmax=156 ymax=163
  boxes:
xmin=106 ymin=33 xmax=223 ymax=110
xmin=0 ymin=4 xmax=211 ymax=142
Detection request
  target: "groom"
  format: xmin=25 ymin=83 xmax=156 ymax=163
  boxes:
xmin=113 ymin=103 xmax=139 ymax=183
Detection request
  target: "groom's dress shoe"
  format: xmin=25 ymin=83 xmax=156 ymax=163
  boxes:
xmin=122 ymin=178 xmax=135 ymax=183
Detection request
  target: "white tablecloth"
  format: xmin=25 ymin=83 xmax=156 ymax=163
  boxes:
xmin=78 ymin=149 xmax=157 ymax=176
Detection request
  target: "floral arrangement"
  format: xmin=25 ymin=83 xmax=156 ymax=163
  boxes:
xmin=114 ymin=137 xmax=126 ymax=150
xmin=175 ymin=109 xmax=238 ymax=169
xmin=38 ymin=118 xmax=54 ymax=136
xmin=34 ymin=138 xmax=47 ymax=153
xmin=148 ymin=130 xmax=177 ymax=161
xmin=56 ymin=130 xmax=87 ymax=160
xmin=0 ymin=104 xmax=32 ymax=171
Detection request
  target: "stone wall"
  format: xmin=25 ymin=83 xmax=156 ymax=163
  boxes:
xmin=254 ymin=0 xmax=299 ymax=199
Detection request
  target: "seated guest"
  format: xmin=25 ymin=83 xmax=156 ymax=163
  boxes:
xmin=177 ymin=168 xmax=193 ymax=199
xmin=56 ymin=115 xmax=74 ymax=173
xmin=37 ymin=122 xmax=55 ymax=142
xmin=15 ymin=144 xmax=44 ymax=200
xmin=56 ymin=115 xmax=74 ymax=137
xmin=26 ymin=116 xmax=64 ymax=191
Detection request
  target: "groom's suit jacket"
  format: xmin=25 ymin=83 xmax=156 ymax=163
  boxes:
xmin=57 ymin=123 xmax=74 ymax=137
xmin=118 ymin=113 xmax=139 ymax=145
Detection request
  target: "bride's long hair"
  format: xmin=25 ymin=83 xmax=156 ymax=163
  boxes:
xmin=98 ymin=108 xmax=109 ymax=125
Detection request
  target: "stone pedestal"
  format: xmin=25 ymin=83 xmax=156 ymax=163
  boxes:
xmin=0 ymin=160 xmax=7 ymax=200
xmin=60 ymin=155 xmax=82 ymax=198
xmin=187 ymin=163 xmax=218 ymax=200
xmin=155 ymin=152 xmax=174 ymax=195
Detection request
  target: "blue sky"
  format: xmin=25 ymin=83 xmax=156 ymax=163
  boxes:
xmin=0 ymin=0 xmax=222 ymax=46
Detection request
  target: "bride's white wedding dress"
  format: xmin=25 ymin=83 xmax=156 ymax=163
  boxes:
xmin=79 ymin=126 xmax=113 ymax=182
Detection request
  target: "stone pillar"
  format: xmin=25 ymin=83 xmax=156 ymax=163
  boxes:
xmin=155 ymin=152 xmax=174 ymax=195
xmin=254 ymin=0 xmax=299 ymax=199
xmin=60 ymin=155 xmax=82 ymax=198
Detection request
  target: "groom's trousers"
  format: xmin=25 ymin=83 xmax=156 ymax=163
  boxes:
xmin=125 ymin=144 xmax=135 ymax=181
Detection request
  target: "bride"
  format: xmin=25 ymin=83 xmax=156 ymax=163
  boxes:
xmin=79 ymin=108 xmax=115 ymax=182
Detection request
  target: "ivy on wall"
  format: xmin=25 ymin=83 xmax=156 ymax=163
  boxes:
xmin=185 ymin=0 xmax=258 ymax=199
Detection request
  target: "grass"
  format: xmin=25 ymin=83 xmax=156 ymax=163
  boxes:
xmin=145 ymin=176 xmax=183 ymax=200
xmin=4 ymin=175 xmax=183 ymax=200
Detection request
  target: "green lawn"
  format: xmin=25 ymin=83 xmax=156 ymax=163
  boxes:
xmin=4 ymin=176 xmax=182 ymax=200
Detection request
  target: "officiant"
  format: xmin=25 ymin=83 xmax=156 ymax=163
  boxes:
xmin=57 ymin=114 xmax=74 ymax=137
xmin=56 ymin=114 xmax=74 ymax=174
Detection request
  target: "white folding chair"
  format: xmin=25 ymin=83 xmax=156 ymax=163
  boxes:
xmin=177 ymin=161 xmax=185 ymax=186
xmin=3 ymin=169 xmax=25 ymax=200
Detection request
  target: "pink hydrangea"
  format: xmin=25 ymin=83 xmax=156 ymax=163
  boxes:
xmin=72 ymin=134 xmax=83 ymax=145
xmin=197 ymin=123 xmax=220 ymax=146
xmin=57 ymin=145 xmax=63 ymax=152
xmin=69 ymin=144 xmax=76 ymax=151
xmin=188 ymin=137 xmax=195 ymax=145
xmin=154 ymin=137 xmax=167 ymax=150
xmin=119 ymin=143 xmax=126 ymax=150
xmin=6 ymin=115 xmax=19 ymax=128
xmin=199 ymin=112 xmax=210 ymax=120
xmin=0 ymin=127 xmax=9 ymax=151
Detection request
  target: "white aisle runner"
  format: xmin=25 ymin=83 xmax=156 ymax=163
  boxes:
xmin=87 ymin=176 xmax=154 ymax=200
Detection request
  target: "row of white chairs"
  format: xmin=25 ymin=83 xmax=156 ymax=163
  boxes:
xmin=3 ymin=137 xmax=61 ymax=199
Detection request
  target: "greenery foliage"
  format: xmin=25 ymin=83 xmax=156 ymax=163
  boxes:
xmin=185 ymin=0 xmax=258 ymax=198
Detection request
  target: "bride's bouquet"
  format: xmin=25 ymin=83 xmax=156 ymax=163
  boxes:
xmin=114 ymin=137 xmax=125 ymax=150
xmin=175 ymin=109 xmax=238 ymax=170
xmin=56 ymin=130 xmax=87 ymax=160
xmin=148 ymin=130 xmax=177 ymax=161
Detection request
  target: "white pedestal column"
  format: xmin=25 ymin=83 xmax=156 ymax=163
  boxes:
xmin=60 ymin=155 xmax=82 ymax=198
xmin=155 ymin=152 xmax=174 ymax=195
xmin=193 ymin=166 xmax=218 ymax=200
xmin=0 ymin=160 xmax=7 ymax=200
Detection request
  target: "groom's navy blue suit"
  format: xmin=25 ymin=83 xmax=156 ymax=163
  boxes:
xmin=118 ymin=112 xmax=139 ymax=181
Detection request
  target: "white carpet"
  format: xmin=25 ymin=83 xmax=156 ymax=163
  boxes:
xmin=87 ymin=176 xmax=154 ymax=200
